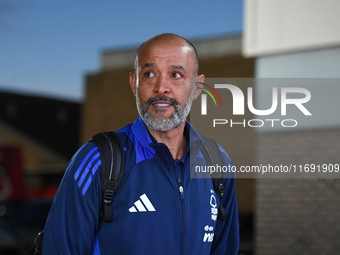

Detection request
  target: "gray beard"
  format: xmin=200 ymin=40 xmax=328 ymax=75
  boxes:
xmin=136 ymin=89 xmax=194 ymax=132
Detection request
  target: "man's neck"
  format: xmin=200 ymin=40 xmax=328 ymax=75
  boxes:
xmin=148 ymin=122 xmax=187 ymax=160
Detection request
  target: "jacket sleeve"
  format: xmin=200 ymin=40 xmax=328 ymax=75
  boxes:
xmin=42 ymin=142 xmax=102 ymax=255
xmin=211 ymin=145 xmax=239 ymax=255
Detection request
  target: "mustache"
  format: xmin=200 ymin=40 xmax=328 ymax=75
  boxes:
xmin=146 ymin=95 xmax=180 ymax=106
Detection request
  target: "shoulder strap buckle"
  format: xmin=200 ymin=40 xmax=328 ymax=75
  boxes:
xmin=89 ymin=131 xmax=125 ymax=222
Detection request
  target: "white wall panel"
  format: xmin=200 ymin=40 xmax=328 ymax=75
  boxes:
xmin=243 ymin=0 xmax=340 ymax=57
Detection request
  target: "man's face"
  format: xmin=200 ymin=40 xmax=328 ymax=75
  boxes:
xmin=130 ymin=39 xmax=202 ymax=132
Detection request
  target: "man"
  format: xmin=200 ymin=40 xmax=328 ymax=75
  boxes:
xmin=43 ymin=33 xmax=239 ymax=254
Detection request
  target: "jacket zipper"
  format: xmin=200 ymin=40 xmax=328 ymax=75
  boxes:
xmin=174 ymin=162 xmax=185 ymax=255
xmin=157 ymin=144 xmax=186 ymax=255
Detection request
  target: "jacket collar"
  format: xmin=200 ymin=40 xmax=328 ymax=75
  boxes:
xmin=131 ymin=116 xmax=204 ymax=152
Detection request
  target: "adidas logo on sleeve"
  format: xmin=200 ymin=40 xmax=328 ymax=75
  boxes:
xmin=129 ymin=194 xmax=156 ymax=213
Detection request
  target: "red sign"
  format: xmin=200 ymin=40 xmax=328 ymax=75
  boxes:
xmin=0 ymin=146 xmax=24 ymax=201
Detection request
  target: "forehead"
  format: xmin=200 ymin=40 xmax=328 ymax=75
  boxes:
xmin=138 ymin=40 xmax=196 ymax=71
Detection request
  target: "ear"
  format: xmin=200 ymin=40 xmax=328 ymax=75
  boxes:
xmin=193 ymin=74 xmax=205 ymax=100
xmin=129 ymin=72 xmax=137 ymax=97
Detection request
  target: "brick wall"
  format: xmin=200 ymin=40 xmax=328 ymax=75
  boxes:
xmin=255 ymin=128 xmax=340 ymax=254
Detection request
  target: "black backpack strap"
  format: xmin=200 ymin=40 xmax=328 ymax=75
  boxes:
xmin=32 ymin=230 xmax=44 ymax=255
xmin=31 ymin=131 xmax=124 ymax=254
xmin=201 ymin=136 xmax=227 ymax=220
xmin=90 ymin=131 xmax=125 ymax=222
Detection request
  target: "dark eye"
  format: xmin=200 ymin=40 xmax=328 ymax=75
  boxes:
xmin=144 ymin=71 xmax=155 ymax=78
xmin=172 ymin=72 xmax=182 ymax=78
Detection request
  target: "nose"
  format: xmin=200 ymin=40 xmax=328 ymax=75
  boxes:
xmin=153 ymin=75 xmax=171 ymax=95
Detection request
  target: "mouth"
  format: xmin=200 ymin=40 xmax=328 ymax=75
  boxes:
xmin=152 ymin=101 xmax=173 ymax=107
xmin=146 ymin=96 xmax=179 ymax=113
xmin=151 ymin=101 xmax=173 ymax=111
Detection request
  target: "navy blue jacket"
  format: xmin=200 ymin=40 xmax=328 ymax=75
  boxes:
xmin=43 ymin=117 xmax=239 ymax=254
